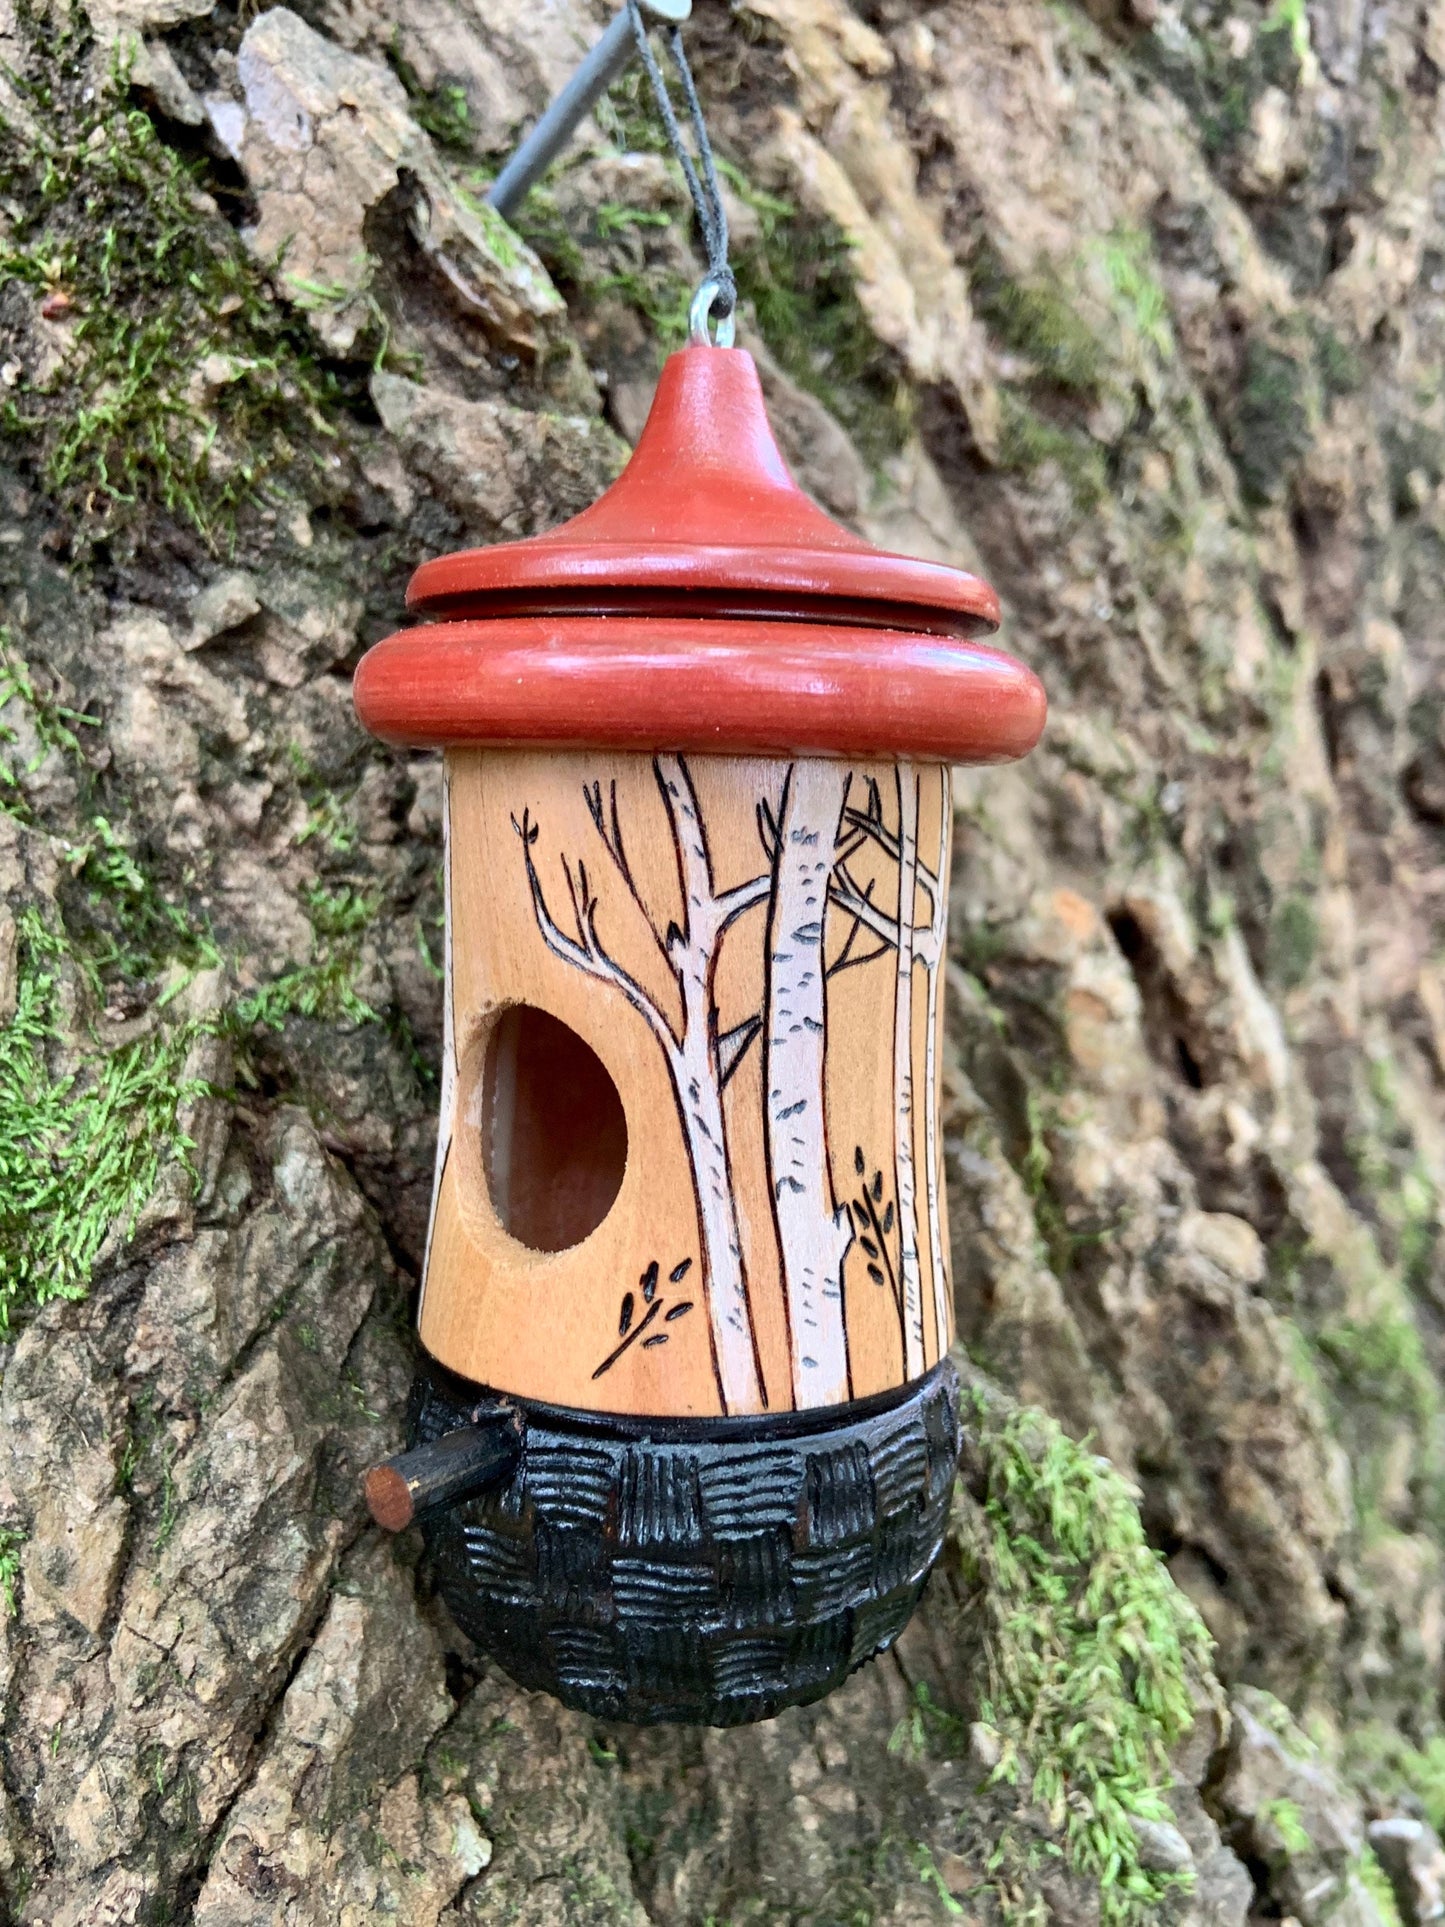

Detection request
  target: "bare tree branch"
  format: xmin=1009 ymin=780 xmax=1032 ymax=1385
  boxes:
xmin=654 ymin=752 xmax=709 ymax=953
xmin=756 ymin=795 xmax=780 ymax=863
xmin=829 ymin=941 xmax=894 ymax=979
xmin=514 ymin=774 xmax=767 ymax=1415
xmin=718 ymin=1014 xmax=761 ymax=1086
xmin=655 ymin=752 xmax=771 ymax=952
xmin=829 ymin=861 xmax=901 ymax=951
xmin=512 ymin=810 xmax=680 ymax=1053
xmin=828 ymin=873 xmax=878 ymax=978
xmin=713 ymin=873 xmax=772 ymax=932
xmin=830 ymin=860 xmax=942 ymax=971
xmin=585 ymin=778 xmax=671 ymax=962
xmin=840 ymin=805 xmax=941 ymax=909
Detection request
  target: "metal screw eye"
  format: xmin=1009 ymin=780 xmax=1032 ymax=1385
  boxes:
xmin=689 ymin=277 xmax=736 ymax=349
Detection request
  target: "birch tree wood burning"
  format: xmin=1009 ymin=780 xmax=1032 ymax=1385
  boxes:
xmin=352 ymin=341 xmax=1046 ymax=1724
xmin=766 ymin=759 xmax=854 ymax=1410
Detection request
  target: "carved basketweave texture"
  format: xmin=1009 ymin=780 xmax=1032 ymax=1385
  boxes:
xmin=410 ymin=1359 xmax=961 ymax=1726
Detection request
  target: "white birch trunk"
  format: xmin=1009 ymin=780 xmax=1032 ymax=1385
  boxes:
xmin=923 ymin=766 xmax=952 ymax=1362
xmin=516 ymin=761 xmax=768 ymax=1415
xmin=894 ymin=764 xmax=925 ymax=1379
xmin=670 ymin=977 xmax=763 ymax=1413
xmin=764 ymin=761 xmax=853 ymax=1409
xmin=655 ymin=755 xmax=766 ymax=1415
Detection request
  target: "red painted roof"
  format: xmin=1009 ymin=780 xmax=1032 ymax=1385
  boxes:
xmin=354 ymin=344 xmax=1045 ymax=760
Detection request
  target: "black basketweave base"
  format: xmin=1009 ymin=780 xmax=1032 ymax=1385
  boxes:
xmin=408 ymin=1355 xmax=962 ymax=1727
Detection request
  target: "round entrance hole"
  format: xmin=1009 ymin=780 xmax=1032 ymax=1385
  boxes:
xmin=478 ymin=1004 xmax=628 ymax=1253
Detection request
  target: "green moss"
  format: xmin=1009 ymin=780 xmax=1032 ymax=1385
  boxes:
xmin=1266 ymin=0 xmax=1313 ymax=69
xmin=1352 ymin=1730 xmax=1445 ymax=1836
xmin=0 ymin=9 xmax=349 ymax=551
xmin=511 ymin=172 xmax=693 ymax=356
xmin=387 ymin=38 xmax=473 ymax=151
xmin=1228 ymin=333 xmax=1318 ymax=506
xmin=461 ymin=191 xmax=528 ymax=274
xmin=1278 ymin=1312 xmax=1327 ymax=1401
xmin=911 ymin=1842 xmax=966 ymax=1917
xmin=232 ymin=956 xmax=377 ymax=1034
xmin=1315 ymin=1307 xmax=1436 ymax=1428
xmin=1310 ymin=321 xmax=1363 ymax=398
xmin=1267 ymin=892 xmax=1319 ymax=989
xmin=971 ymin=223 xmax=1172 ymax=393
xmin=0 ymin=646 xmax=222 ymax=986
xmin=0 ymin=641 xmax=98 ymax=807
xmin=1146 ymin=2 xmax=1311 ymax=160
xmin=889 ymin=1680 xmax=969 ymax=1762
xmin=1016 ymin=1090 xmax=1110 ymax=1279
xmin=1383 ymin=416 xmax=1445 ymax=516
xmin=0 ymin=907 xmax=210 ymax=1330
xmin=1359 ymin=1848 xmax=1405 ymax=1927
xmin=515 ymin=116 xmax=909 ymax=462
xmin=510 ymin=183 xmax=589 ymax=289
xmin=1396 ymin=1164 xmax=1439 ymax=1294
xmin=1351 ymin=1050 xmax=1443 ymax=1300
xmin=73 ymin=815 xmax=220 ymax=984
xmin=960 ymin=1387 xmax=1215 ymax=1922
xmin=594 ymin=203 xmax=674 ymax=241
xmin=971 ymin=240 xmax=1105 ymax=394
xmin=1252 ymin=1780 xmax=1403 ymax=1926
xmin=285 ymin=744 xmax=361 ymax=855
xmin=1020 ymin=1091 xmax=1053 ymax=1202
xmin=720 ymin=160 xmax=910 ymax=465
xmin=304 ymin=882 xmax=379 ymax=940
xmin=1240 ymin=1685 xmax=1312 ymax=1748
xmin=1259 ymin=1796 xmax=1313 ymax=1856
xmin=997 ymin=389 xmax=1108 ymax=511
xmin=232 ymin=881 xmax=381 ymax=1034
xmin=1273 ymin=1100 xmax=1445 ymax=1534
xmin=0 ymin=648 xmax=233 ymax=1328
xmin=595 ymin=265 xmax=693 ymax=352
xmin=591 ymin=63 xmax=672 ymax=159
xmin=1092 ymin=227 xmax=1173 ymax=360
xmin=0 ymin=1525 xmax=23 ymax=1614
xmin=0 ymin=676 xmax=384 ymax=1330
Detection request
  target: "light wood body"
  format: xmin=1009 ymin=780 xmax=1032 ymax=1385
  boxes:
xmin=418 ymin=748 xmax=954 ymax=1419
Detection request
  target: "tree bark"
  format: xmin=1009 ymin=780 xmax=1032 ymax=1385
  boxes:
xmin=3 ymin=0 xmax=1437 ymax=1917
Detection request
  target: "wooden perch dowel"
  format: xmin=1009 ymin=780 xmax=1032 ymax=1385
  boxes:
xmin=364 ymin=1413 xmax=521 ymax=1531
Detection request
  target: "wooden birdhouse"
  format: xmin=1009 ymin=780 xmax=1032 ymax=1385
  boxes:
xmin=354 ymin=343 xmax=1046 ymax=1725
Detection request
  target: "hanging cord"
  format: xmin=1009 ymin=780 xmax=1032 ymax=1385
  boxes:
xmin=625 ymin=0 xmax=736 ymax=344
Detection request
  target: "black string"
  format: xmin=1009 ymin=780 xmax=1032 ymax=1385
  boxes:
xmin=626 ymin=1 xmax=735 ymax=324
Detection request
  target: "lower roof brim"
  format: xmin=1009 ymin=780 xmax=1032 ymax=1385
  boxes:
xmin=353 ymin=616 xmax=1047 ymax=764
